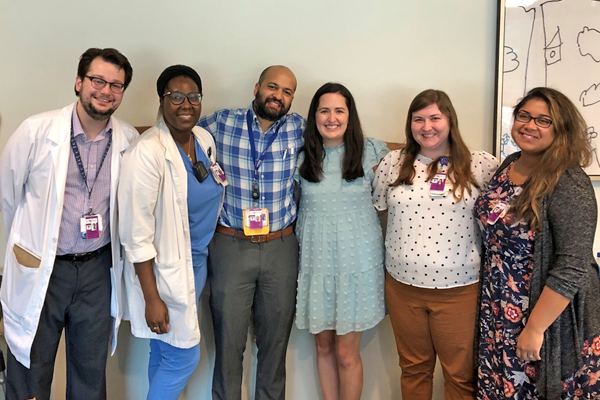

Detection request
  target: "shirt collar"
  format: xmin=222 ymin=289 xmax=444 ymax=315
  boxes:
xmin=72 ymin=103 xmax=113 ymax=140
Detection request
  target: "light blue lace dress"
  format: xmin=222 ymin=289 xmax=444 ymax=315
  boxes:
xmin=294 ymin=138 xmax=388 ymax=335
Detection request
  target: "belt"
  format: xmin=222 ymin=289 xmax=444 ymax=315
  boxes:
xmin=55 ymin=242 xmax=111 ymax=263
xmin=215 ymin=225 xmax=294 ymax=243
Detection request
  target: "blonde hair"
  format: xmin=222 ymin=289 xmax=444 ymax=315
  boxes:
xmin=511 ymin=87 xmax=592 ymax=231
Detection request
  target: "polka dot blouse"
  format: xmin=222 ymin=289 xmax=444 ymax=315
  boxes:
xmin=372 ymin=150 xmax=499 ymax=289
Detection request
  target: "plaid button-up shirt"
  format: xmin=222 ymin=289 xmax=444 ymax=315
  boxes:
xmin=198 ymin=106 xmax=305 ymax=231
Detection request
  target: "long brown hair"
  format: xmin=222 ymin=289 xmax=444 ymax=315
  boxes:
xmin=391 ymin=89 xmax=479 ymax=201
xmin=299 ymin=83 xmax=365 ymax=182
xmin=510 ymin=87 xmax=592 ymax=231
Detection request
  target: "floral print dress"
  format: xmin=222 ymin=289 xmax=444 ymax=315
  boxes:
xmin=474 ymin=163 xmax=600 ymax=400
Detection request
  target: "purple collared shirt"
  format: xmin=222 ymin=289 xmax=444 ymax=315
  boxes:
xmin=56 ymin=105 xmax=113 ymax=255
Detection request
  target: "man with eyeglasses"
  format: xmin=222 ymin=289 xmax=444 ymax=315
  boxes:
xmin=0 ymin=47 xmax=138 ymax=400
xmin=198 ymin=65 xmax=305 ymax=400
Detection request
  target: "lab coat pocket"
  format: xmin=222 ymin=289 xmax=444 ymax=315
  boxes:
xmin=13 ymin=243 xmax=41 ymax=268
xmin=5 ymin=243 xmax=41 ymax=317
xmin=154 ymin=260 xmax=188 ymax=307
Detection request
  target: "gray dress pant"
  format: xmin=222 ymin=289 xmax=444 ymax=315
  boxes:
xmin=6 ymin=248 xmax=112 ymax=400
xmin=209 ymin=231 xmax=299 ymax=400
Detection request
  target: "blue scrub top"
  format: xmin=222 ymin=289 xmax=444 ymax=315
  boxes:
xmin=177 ymin=138 xmax=223 ymax=270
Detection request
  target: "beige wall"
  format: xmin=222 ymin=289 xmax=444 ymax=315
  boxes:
xmin=0 ymin=0 xmax=542 ymax=399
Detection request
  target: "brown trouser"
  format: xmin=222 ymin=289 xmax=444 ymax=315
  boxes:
xmin=385 ymin=273 xmax=477 ymax=400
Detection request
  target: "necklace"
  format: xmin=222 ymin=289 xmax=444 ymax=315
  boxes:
xmin=186 ymin=135 xmax=193 ymax=162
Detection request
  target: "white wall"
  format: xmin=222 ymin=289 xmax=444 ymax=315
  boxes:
xmin=0 ymin=1 xmax=529 ymax=399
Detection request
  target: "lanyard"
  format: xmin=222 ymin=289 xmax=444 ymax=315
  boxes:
xmin=246 ymin=110 xmax=281 ymax=177
xmin=70 ymin=125 xmax=112 ymax=213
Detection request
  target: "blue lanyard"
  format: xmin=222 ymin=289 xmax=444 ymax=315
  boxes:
xmin=70 ymin=124 xmax=112 ymax=213
xmin=246 ymin=110 xmax=281 ymax=177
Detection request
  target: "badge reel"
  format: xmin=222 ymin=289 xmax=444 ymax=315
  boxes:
xmin=80 ymin=210 xmax=103 ymax=239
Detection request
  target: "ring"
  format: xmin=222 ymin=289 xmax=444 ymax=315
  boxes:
xmin=152 ymin=326 xmax=159 ymax=331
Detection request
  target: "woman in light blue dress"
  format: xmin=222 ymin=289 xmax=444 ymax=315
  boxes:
xmin=295 ymin=82 xmax=388 ymax=400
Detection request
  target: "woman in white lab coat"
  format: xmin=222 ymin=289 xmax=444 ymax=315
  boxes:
xmin=119 ymin=65 xmax=224 ymax=400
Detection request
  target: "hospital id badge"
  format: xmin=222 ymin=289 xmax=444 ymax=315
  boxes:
xmin=487 ymin=200 xmax=509 ymax=225
xmin=429 ymin=173 xmax=449 ymax=197
xmin=210 ymin=162 xmax=228 ymax=187
xmin=80 ymin=213 xmax=103 ymax=239
xmin=243 ymin=208 xmax=269 ymax=235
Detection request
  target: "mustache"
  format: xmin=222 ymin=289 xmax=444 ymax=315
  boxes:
xmin=265 ymin=97 xmax=283 ymax=108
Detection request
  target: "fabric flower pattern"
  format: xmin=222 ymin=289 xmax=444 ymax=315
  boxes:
xmin=474 ymin=164 xmax=600 ymax=399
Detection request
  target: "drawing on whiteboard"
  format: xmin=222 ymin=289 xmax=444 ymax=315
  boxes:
xmin=504 ymin=46 xmax=521 ymax=73
xmin=499 ymin=0 xmax=600 ymax=176
xmin=580 ymin=82 xmax=600 ymax=107
xmin=578 ymin=26 xmax=600 ymax=62
xmin=544 ymin=27 xmax=562 ymax=66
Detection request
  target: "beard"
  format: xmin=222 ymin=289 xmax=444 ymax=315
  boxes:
xmin=254 ymin=91 xmax=289 ymax=122
xmin=80 ymin=95 xmax=117 ymax=121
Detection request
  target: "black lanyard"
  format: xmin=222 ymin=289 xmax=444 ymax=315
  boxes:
xmin=70 ymin=125 xmax=112 ymax=214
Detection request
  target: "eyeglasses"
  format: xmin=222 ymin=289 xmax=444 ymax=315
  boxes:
xmin=85 ymin=76 xmax=126 ymax=94
xmin=515 ymin=110 xmax=553 ymax=128
xmin=162 ymin=91 xmax=203 ymax=105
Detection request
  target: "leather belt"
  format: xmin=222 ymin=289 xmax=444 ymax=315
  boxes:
xmin=215 ymin=225 xmax=294 ymax=243
xmin=55 ymin=242 xmax=111 ymax=263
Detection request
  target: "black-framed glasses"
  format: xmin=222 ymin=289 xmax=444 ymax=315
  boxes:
xmin=162 ymin=91 xmax=203 ymax=105
xmin=85 ymin=76 xmax=126 ymax=94
xmin=515 ymin=110 xmax=553 ymax=128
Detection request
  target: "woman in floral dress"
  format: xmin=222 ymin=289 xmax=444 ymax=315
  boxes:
xmin=474 ymin=87 xmax=600 ymax=400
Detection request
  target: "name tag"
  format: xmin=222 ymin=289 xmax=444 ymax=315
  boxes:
xmin=487 ymin=200 xmax=509 ymax=225
xmin=429 ymin=173 xmax=450 ymax=197
xmin=210 ymin=162 xmax=228 ymax=186
xmin=80 ymin=214 xmax=103 ymax=239
xmin=243 ymin=208 xmax=269 ymax=235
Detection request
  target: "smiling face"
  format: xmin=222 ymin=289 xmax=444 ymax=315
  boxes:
xmin=411 ymin=103 xmax=451 ymax=158
xmin=315 ymin=92 xmax=349 ymax=147
xmin=511 ymin=98 xmax=555 ymax=157
xmin=253 ymin=66 xmax=296 ymax=122
xmin=75 ymin=57 xmax=125 ymax=121
xmin=160 ymin=76 xmax=202 ymax=137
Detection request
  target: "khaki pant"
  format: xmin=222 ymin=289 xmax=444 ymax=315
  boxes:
xmin=385 ymin=273 xmax=477 ymax=400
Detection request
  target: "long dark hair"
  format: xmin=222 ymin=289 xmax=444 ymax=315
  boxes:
xmin=391 ymin=89 xmax=478 ymax=201
xmin=299 ymin=82 xmax=364 ymax=182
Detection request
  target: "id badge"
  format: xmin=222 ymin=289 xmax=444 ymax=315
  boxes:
xmin=243 ymin=208 xmax=269 ymax=235
xmin=210 ymin=162 xmax=228 ymax=187
xmin=80 ymin=214 xmax=103 ymax=239
xmin=487 ymin=200 xmax=509 ymax=225
xmin=429 ymin=173 xmax=449 ymax=197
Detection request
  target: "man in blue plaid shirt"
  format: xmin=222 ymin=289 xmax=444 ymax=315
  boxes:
xmin=198 ymin=65 xmax=305 ymax=400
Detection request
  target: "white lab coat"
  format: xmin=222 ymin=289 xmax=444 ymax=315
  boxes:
xmin=118 ymin=121 xmax=222 ymax=348
xmin=0 ymin=102 xmax=138 ymax=368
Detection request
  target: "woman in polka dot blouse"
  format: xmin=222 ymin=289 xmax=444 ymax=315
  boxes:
xmin=294 ymin=82 xmax=389 ymax=400
xmin=372 ymin=89 xmax=498 ymax=400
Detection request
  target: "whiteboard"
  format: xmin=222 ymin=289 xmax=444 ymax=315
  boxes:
xmin=495 ymin=0 xmax=600 ymax=176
